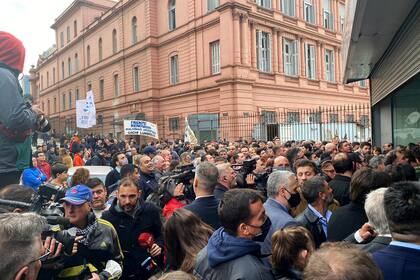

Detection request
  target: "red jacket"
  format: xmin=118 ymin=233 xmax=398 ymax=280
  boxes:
xmin=37 ymin=161 xmax=51 ymax=180
xmin=73 ymin=153 xmax=84 ymax=167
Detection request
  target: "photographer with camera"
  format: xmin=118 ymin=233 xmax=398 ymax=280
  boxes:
xmin=0 ymin=31 xmax=49 ymax=189
xmin=55 ymin=185 xmax=123 ymax=280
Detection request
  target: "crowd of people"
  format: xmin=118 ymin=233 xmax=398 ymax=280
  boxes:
xmin=0 ymin=133 xmax=419 ymax=280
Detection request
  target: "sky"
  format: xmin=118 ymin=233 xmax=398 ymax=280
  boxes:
xmin=0 ymin=0 xmax=74 ymax=75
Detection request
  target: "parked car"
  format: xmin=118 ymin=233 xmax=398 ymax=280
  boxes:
xmin=67 ymin=165 xmax=113 ymax=186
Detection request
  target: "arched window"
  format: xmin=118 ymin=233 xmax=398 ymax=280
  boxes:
xmin=68 ymin=57 xmax=72 ymax=76
xmin=61 ymin=61 xmax=65 ymax=79
xmin=168 ymin=0 xmax=176 ymax=31
xmin=112 ymin=29 xmax=117 ymax=54
xmin=131 ymin=17 xmax=138 ymax=44
xmin=87 ymin=45 xmax=91 ymax=66
xmin=74 ymin=53 xmax=79 ymax=72
xmin=98 ymin=38 xmax=103 ymax=61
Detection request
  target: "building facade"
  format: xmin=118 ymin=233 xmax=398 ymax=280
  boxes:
xmin=32 ymin=0 xmax=369 ymax=141
xmin=343 ymin=0 xmax=419 ymax=146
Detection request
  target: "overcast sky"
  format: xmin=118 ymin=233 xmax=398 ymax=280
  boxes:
xmin=1 ymin=0 xmax=74 ymax=74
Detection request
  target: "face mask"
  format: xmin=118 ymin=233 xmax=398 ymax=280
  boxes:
xmin=122 ymin=158 xmax=128 ymax=165
xmin=251 ymin=217 xmax=272 ymax=242
xmin=286 ymin=190 xmax=301 ymax=208
xmin=273 ymin=166 xmax=291 ymax=172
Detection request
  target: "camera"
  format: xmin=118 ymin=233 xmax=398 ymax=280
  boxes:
xmin=37 ymin=115 xmax=51 ymax=133
xmin=148 ymin=163 xmax=195 ymax=208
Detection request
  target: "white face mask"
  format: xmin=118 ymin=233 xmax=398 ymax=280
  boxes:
xmin=122 ymin=158 xmax=128 ymax=165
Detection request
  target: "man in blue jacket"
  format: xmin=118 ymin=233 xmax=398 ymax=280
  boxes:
xmin=373 ymin=181 xmax=420 ymax=280
xmin=194 ymin=189 xmax=274 ymax=280
xmin=22 ymin=157 xmax=47 ymax=190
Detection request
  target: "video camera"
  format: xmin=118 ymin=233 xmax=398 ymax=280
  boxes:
xmin=149 ymin=163 xmax=195 ymax=208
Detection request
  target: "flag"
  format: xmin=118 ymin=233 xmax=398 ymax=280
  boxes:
xmin=184 ymin=117 xmax=198 ymax=145
xmin=76 ymin=90 xmax=96 ymax=128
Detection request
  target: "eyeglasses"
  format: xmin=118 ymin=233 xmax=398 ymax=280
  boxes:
xmin=28 ymin=248 xmax=50 ymax=265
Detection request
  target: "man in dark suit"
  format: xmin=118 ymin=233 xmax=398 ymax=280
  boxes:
xmin=296 ymin=176 xmax=333 ymax=248
xmin=214 ymin=163 xmax=237 ymax=201
xmin=185 ymin=161 xmax=220 ymax=229
xmin=373 ymin=182 xmax=420 ymax=280
xmin=328 ymin=153 xmax=353 ymax=206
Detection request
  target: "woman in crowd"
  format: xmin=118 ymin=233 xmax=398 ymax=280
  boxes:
xmin=271 ymin=226 xmax=315 ymax=280
xmin=164 ymin=208 xmax=213 ymax=273
xmin=69 ymin=167 xmax=90 ymax=187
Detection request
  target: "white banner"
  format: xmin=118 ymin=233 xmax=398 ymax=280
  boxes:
xmin=124 ymin=120 xmax=159 ymax=139
xmin=76 ymin=100 xmax=90 ymax=128
xmin=76 ymin=90 xmax=96 ymax=128
xmin=184 ymin=117 xmax=198 ymax=145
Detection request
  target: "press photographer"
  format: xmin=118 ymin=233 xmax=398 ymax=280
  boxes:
xmin=0 ymin=31 xmax=51 ymax=189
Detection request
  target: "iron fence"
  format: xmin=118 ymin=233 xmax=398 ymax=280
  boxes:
xmin=48 ymin=104 xmax=371 ymax=143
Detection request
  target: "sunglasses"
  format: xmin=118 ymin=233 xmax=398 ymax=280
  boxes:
xmin=28 ymin=248 xmax=51 ymax=265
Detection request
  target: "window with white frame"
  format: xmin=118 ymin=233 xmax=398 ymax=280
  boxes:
xmin=208 ymin=0 xmax=219 ymax=11
xmin=305 ymin=43 xmax=316 ymax=79
xmin=114 ymin=74 xmax=120 ymax=96
xmin=323 ymin=0 xmax=333 ymax=30
xmin=339 ymin=4 xmax=345 ymax=32
xmin=132 ymin=17 xmax=138 ymax=44
xmin=325 ymin=48 xmax=335 ymax=82
xmin=133 ymin=66 xmax=140 ymax=92
xmin=170 ymin=55 xmax=179 ymax=84
xmin=304 ymin=0 xmax=315 ymax=24
xmin=359 ymin=79 xmax=366 ymax=87
xmin=256 ymin=0 xmax=272 ymax=9
xmin=282 ymin=0 xmax=295 ymax=17
xmin=168 ymin=0 xmax=176 ymax=31
xmin=210 ymin=41 xmax=220 ymax=74
xmin=283 ymin=38 xmax=298 ymax=76
xmin=287 ymin=112 xmax=300 ymax=124
xmin=256 ymin=30 xmax=272 ymax=73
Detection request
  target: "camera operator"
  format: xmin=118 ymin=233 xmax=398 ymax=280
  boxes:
xmin=56 ymin=185 xmax=123 ymax=280
xmin=0 ymin=32 xmax=47 ymax=189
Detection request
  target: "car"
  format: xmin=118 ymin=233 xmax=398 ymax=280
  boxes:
xmin=67 ymin=165 xmax=113 ymax=186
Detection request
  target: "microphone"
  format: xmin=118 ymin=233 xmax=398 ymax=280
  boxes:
xmin=137 ymin=233 xmax=158 ymax=270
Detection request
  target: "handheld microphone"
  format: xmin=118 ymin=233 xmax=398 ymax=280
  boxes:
xmin=137 ymin=232 xmax=158 ymax=270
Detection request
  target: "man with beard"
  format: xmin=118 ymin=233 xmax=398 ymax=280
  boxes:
xmin=102 ymin=178 xmax=163 ymax=280
xmin=86 ymin=178 xmax=109 ymax=218
xmin=295 ymin=176 xmax=333 ymax=248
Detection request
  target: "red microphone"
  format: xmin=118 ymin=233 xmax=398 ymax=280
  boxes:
xmin=138 ymin=233 xmax=158 ymax=270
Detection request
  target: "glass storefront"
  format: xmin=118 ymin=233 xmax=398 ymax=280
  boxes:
xmin=392 ymin=74 xmax=420 ymax=146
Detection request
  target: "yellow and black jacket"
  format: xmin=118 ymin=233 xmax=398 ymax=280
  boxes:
xmin=56 ymin=212 xmax=124 ymax=280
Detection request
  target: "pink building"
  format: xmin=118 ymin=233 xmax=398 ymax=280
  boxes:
xmin=31 ymin=0 xmax=369 ymax=141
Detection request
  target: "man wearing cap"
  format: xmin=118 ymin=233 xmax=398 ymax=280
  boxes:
xmin=56 ymin=185 xmax=123 ymax=280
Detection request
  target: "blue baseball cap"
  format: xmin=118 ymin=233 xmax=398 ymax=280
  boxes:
xmin=60 ymin=185 xmax=92 ymax=205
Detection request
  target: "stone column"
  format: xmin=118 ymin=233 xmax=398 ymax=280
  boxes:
xmin=334 ymin=46 xmax=340 ymax=83
xmin=317 ymin=42 xmax=324 ymax=80
xmin=233 ymin=11 xmax=241 ymax=65
xmin=241 ymin=14 xmax=250 ymax=66
xmin=250 ymin=20 xmax=257 ymax=69
xmin=317 ymin=0 xmax=323 ymax=27
xmin=299 ymin=36 xmax=305 ymax=77
xmin=272 ymin=28 xmax=278 ymax=73
xmin=278 ymin=31 xmax=283 ymax=73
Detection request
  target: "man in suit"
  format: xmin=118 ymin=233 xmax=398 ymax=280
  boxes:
xmin=373 ymin=182 xmax=420 ymax=280
xmin=260 ymin=170 xmax=299 ymax=254
xmin=296 ymin=176 xmax=333 ymax=248
xmin=329 ymin=153 xmax=353 ymax=206
xmin=214 ymin=163 xmax=237 ymax=201
xmin=185 ymin=161 xmax=220 ymax=229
